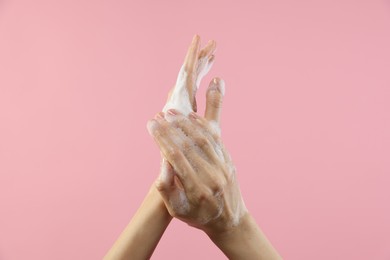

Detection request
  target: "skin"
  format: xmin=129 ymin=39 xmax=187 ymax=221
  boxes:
xmin=104 ymin=35 xmax=220 ymax=260
xmin=148 ymin=108 xmax=282 ymax=259
xmin=163 ymin=34 xmax=216 ymax=115
xmin=104 ymin=35 xmax=282 ymax=259
xmin=102 ymin=185 xmax=171 ymax=260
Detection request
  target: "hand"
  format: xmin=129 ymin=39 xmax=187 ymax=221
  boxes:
xmin=163 ymin=34 xmax=216 ymax=115
xmin=148 ymin=79 xmax=248 ymax=237
xmin=160 ymin=34 xmax=216 ymax=206
xmin=159 ymin=35 xmax=217 ymax=212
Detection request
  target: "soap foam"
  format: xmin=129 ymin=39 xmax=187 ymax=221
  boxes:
xmin=159 ymin=158 xmax=171 ymax=183
xmin=169 ymin=190 xmax=190 ymax=215
xmin=160 ymin=43 xmax=228 ymax=224
xmin=198 ymin=191 xmax=224 ymax=225
xmin=195 ymin=55 xmax=214 ymax=89
xmin=163 ymin=51 xmax=215 ymax=116
xmin=162 ymin=65 xmax=193 ymax=116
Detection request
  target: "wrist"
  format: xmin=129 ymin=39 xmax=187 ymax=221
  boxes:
xmin=206 ymin=211 xmax=253 ymax=244
xmin=206 ymin=212 xmax=282 ymax=260
xmin=147 ymin=183 xmax=172 ymax=220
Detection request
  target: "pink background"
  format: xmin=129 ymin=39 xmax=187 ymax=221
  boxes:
xmin=1 ymin=0 xmax=389 ymax=259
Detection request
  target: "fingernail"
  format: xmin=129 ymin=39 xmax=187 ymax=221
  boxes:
xmin=155 ymin=112 xmax=164 ymax=120
xmin=189 ymin=112 xmax=198 ymax=120
xmin=167 ymin=109 xmax=177 ymax=116
xmin=212 ymin=78 xmax=225 ymax=96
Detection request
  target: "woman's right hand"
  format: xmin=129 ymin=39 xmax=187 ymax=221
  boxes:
xmin=148 ymin=78 xmax=248 ymax=237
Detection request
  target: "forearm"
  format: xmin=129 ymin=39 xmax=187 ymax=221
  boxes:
xmin=207 ymin=213 xmax=282 ymax=260
xmin=104 ymin=185 xmax=172 ymax=260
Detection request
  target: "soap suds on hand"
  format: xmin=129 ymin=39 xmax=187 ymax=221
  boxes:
xmin=159 ymin=40 xmax=229 ymax=224
xmin=162 ymin=65 xmax=193 ymax=116
xmin=163 ymin=47 xmax=215 ymax=116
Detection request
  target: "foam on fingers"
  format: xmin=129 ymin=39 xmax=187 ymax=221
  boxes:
xmin=163 ymin=36 xmax=217 ymax=116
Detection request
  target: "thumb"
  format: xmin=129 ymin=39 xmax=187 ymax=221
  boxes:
xmin=155 ymin=158 xmax=175 ymax=201
xmin=204 ymin=77 xmax=225 ymax=123
xmin=155 ymin=159 xmax=189 ymax=217
xmin=156 ymin=158 xmax=175 ymax=188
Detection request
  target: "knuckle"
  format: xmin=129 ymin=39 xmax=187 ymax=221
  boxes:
xmin=169 ymin=209 xmax=180 ymax=218
xmin=195 ymin=136 xmax=210 ymax=150
xmin=192 ymin=188 xmax=210 ymax=204
xmin=209 ymin=177 xmax=225 ymax=195
xmin=155 ymin=179 xmax=166 ymax=192
xmin=197 ymin=192 xmax=209 ymax=203
xmin=167 ymin=148 xmax=180 ymax=159
xmin=182 ymin=140 xmax=192 ymax=151
xmin=210 ymin=184 xmax=223 ymax=196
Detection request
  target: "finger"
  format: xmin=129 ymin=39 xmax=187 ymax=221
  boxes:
xmin=204 ymin=77 xmax=225 ymax=124
xmin=208 ymin=54 xmax=215 ymax=64
xmin=156 ymin=109 xmax=221 ymax=180
xmin=154 ymin=112 xmax=165 ymax=120
xmin=188 ymin=112 xmax=225 ymax=160
xmin=147 ymin=118 xmax=197 ymax=192
xmin=195 ymin=41 xmax=216 ymax=91
xmin=155 ymin=159 xmax=192 ymax=216
xmin=166 ymin=109 xmax=217 ymax=151
xmin=183 ymin=34 xmax=201 ymax=73
xmin=162 ymin=112 xmax=228 ymax=195
xmin=195 ymin=54 xmax=216 ymax=90
xmin=155 ymin=159 xmax=174 ymax=205
xmin=189 ymin=111 xmax=221 ymax=138
xmin=157 ymin=158 xmax=175 ymax=189
xmin=167 ymin=110 xmax=221 ymax=163
xmin=183 ymin=118 xmax=233 ymax=180
xmin=199 ymin=40 xmax=216 ymax=59
xmin=158 ymin=157 xmax=186 ymax=192
xmin=182 ymin=35 xmax=201 ymax=112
